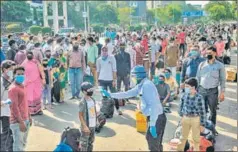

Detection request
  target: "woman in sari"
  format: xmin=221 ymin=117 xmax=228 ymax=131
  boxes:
xmin=22 ymin=51 xmax=45 ymax=115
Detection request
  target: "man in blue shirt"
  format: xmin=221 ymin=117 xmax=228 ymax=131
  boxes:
xmin=102 ymin=66 xmax=167 ymax=151
xmin=180 ymin=45 xmax=205 ymax=89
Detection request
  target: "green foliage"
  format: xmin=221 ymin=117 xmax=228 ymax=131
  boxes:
xmin=118 ymin=7 xmax=134 ymax=26
xmin=29 ymin=25 xmax=42 ymax=35
xmin=6 ymin=23 xmax=22 ymax=33
xmin=134 ymin=24 xmax=143 ymax=31
xmin=42 ymin=27 xmax=52 ymax=35
xmin=91 ymin=24 xmax=104 ymax=33
xmin=204 ymin=2 xmax=234 ymax=21
xmin=129 ymin=26 xmax=135 ymax=32
xmin=146 ymin=9 xmax=155 ymax=25
xmin=1 ymin=1 xmax=31 ymax=24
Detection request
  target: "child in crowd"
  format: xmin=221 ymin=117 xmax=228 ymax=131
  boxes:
xmin=42 ymin=58 xmax=53 ymax=109
xmin=78 ymin=82 xmax=96 ymax=151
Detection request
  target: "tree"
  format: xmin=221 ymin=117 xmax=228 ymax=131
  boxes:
xmin=118 ymin=7 xmax=134 ymax=26
xmin=1 ymin=1 xmax=32 ymax=23
xmin=94 ymin=4 xmax=119 ymax=26
xmin=204 ymin=1 xmax=233 ymax=21
xmin=231 ymin=1 xmax=238 ymax=19
xmin=146 ymin=9 xmax=155 ymax=25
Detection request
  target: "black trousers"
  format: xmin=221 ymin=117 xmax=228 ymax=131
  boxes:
xmin=198 ymin=86 xmax=219 ymax=125
xmin=0 ymin=116 xmax=13 ymax=151
xmin=179 ymin=43 xmax=186 ymax=57
xmin=99 ymin=80 xmax=120 ymax=110
xmin=146 ymin=113 xmax=167 ymax=152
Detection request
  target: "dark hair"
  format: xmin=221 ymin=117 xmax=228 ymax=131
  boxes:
xmin=73 ymin=45 xmax=79 ymax=51
xmin=87 ymin=37 xmax=94 ymax=43
xmin=45 ymin=49 xmax=51 ymax=53
xmin=152 ymin=37 xmax=156 ymax=41
xmin=105 ymin=38 xmax=110 ymax=43
xmin=184 ymin=78 xmax=198 ymax=89
xmin=95 ymin=36 xmax=99 ymax=41
xmin=159 ymin=74 xmax=165 ymax=79
xmin=47 ymin=39 xmax=54 ymax=44
xmin=26 ymin=50 xmax=33 ymax=55
xmin=207 ymin=46 xmax=217 ymax=52
xmin=8 ymin=34 xmax=13 ymax=39
xmin=8 ymin=40 xmax=16 ymax=46
xmin=19 ymin=44 xmax=26 ymax=50
xmin=29 ymin=36 xmax=34 ymax=41
xmin=164 ymin=68 xmax=171 ymax=73
xmin=57 ymin=37 xmax=63 ymax=43
xmin=1 ymin=60 xmax=12 ymax=72
xmin=13 ymin=66 xmax=25 ymax=75
xmin=34 ymin=43 xmax=41 ymax=48
xmin=42 ymin=58 xmax=48 ymax=62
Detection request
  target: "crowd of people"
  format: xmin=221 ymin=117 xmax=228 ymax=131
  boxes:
xmin=0 ymin=22 xmax=237 ymax=151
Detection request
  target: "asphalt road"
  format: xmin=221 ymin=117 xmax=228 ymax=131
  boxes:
xmin=25 ymin=47 xmax=237 ymax=151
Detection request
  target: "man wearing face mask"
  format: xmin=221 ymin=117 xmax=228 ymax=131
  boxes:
xmin=96 ymin=46 xmax=122 ymax=115
xmin=196 ymin=46 xmax=226 ymax=135
xmin=0 ymin=60 xmax=14 ymax=151
xmin=7 ymin=40 xmax=17 ymax=61
xmin=45 ymin=50 xmax=51 ymax=60
xmin=114 ymin=42 xmax=131 ymax=91
xmin=180 ymin=45 xmax=205 ymax=90
xmin=8 ymin=66 xmax=32 ymax=151
xmin=101 ymin=66 xmax=166 ymax=151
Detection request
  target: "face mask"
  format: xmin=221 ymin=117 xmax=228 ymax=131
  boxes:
xmin=189 ymin=50 xmax=198 ymax=57
xmin=46 ymin=54 xmax=51 ymax=59
xmin=87 ymin=91 xmax=93 ymax=96
xmin=15 ymin=75 xmax=25 ymax=84
xmin=207 ymin=54 xmax=213 ymax=60
xmin=27 ymin=55 xmax=33 ymax=60
xmin=158 ymin=79 xmax=164 ymax=84
xmin=7 ymin=70 xmax=13 ymax=79
xmin=102 ymin=56 xmax=108 ymax=61
xmin=164 ymin=73 xmax=170 ymax=79
xmin=185 ymin=87 xmax=190 ymax=94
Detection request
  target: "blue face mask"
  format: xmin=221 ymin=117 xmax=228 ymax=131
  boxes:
xmin=15 ymin=75 xmax=25 ymax=84
xmin=158 ymin=79 xmax=164 ymax=84
xmin=102 ymin=56 xmax=108 ymax=61
xmin=164 ymin=73 xmax=170 ymax=79
xmin=185 ymin=87 xmax=190 ymax=94
xmin=189 ymin=50 xmax=198 ymax=57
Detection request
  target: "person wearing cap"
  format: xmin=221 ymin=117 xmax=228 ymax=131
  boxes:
xmin=114 ymin=42 xmax=131 ymax=91
xmin=196 ymin=46 xmax=226 ymax=135
xmin=101 ymin=66 xmax=166 ymax=151
xmin=14 ymin=44 xmax=26 ymax=65
xmin=79 ymin=82 xmax=96 ymax=151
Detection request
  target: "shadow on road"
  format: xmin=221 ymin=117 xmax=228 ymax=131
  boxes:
xmin=96 ymin=126 xmax=116 ymax=138
xmin=33 ymin=114 xmax=75 ymax=133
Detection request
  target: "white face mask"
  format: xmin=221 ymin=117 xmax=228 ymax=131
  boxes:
xmin=7 ymin=70 xmax=13 ymax=80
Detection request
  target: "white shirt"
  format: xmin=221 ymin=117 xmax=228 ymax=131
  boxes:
xmin=96 ymin=55 xmax=117 ymax=81
xmin=150 ymin=42 xmax=159 ymax=62
xmin=106 ymin=43 xmax=114 ymax=56
xmin=86 ymin=99 xmax=96 ymax=128
xmin=1 ymin=78 xmax=10 ymax=117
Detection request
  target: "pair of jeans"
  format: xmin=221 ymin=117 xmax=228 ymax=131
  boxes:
xmin=146 ymin=113 xmax=167 ymax=152
xmin=10 ymin=120 xmax=30 ymax=151
xmin=198 ymin=86 xmax=218 ymax=125
xmin=99 ymin=80 xmax=120 ymax=110
xmin=69 ymin=68 xmax=83 ymax=97
xmin=42 ymin=84 xmax=51 ymax=105
xmin=117 ymin=75 xmax=130 ymax=91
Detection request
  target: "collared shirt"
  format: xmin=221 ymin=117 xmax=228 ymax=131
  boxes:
xmin=87 ymin=44 xmax=98 ymax=64
xmin=179 ymin=93 xmax=206 ymax=126
xmin=196 ymin=60 xmax=226 ymax=92
xmin=8 ymin=83 xmax=29 ymax=124
xmin=110 ymin=79 xmax=163 ymax=126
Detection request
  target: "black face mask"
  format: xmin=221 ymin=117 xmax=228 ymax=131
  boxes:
xmin=87 ymin=91 xmax=93 ymax=96
xmin=207 ymin=54 xmax=213 ymax=60
xmin=43 ymin=64 xmax=48 ymax=67
xmin=27 ymin=55 xmax=33 ymax=60
xmin=46 ymin=54 xmax=51 ymax=59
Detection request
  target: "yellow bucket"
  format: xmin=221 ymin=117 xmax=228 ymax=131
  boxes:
xmin=135 ymin=110 xmax=147 ymax=133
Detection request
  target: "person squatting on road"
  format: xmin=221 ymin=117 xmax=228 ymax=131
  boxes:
xmin=102 ymin=66 xmax=167 ymax=151
xmin=78 ymin=82 xmax=96 ymax=152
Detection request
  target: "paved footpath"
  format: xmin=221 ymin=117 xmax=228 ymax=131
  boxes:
xmin=26 ymin=81 xmax=237 ymax=151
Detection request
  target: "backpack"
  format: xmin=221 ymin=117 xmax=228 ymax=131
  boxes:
xmin=59 ymin=127 xmax=81 ymax=152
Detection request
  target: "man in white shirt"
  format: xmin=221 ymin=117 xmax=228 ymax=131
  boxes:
xmin=96 ymin=46 xmax=122 ymax=115
xmin=105 ymin=38 xmax=114 ymax=56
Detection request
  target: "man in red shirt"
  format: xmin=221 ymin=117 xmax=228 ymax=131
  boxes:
xmin=178 ymin=29 xmax=186 ymax=57
xmin=9 ymin=66 xmax=32 ymax=151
